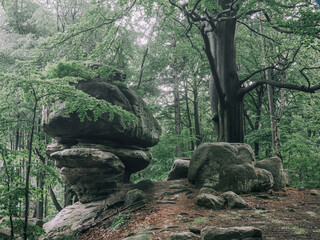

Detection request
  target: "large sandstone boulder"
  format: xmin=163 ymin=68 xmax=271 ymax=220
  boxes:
xmin=42 ymin=188 xmax=130 ymax=240
xmin=188 ymin=143 xmax=274 ymax=194
xmin=43 ymin=70 xmax=161 ymax=203
xmin=43 ymin=79 xmax=161 ymax=148
xmin=255 ymin=157 xmax=289 ymax=190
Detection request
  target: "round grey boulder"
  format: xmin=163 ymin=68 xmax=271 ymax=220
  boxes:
xmin=201 ymin=226 xmax=262 ymax=240
xmin=170 ymin=231 xmax=200 ymax=239
xmin=199 ymin=187 xmax=220 ymax=196
xmin=194 ymin=193 xmax=225 ymax=210
xmin=188 ymin=143 xmax=273 ymax=194
xmin=167 ymin=159 xmax=190 ymax=181
xmin=220 ymin=191 xmax=248 ymax=209
xmin=124 ymin=189 xmax=147 ymax=208
xmin=255 ymin=157 xmax=289 ymax=190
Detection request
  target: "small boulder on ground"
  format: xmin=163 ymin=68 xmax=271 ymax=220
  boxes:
xmin=310 ymin=189 xmax=320 ymax=196
xmin=122 ymin=234 xmax=152 ymax=240
xmin=170 ymin=231 xmax=200 ymax=239
xmin=201 ymin=226 xmax=262 ymax=240
xmin=124 ymin=189 xmax=147 ymax=208
xmin=167 ymin=159 xmax=190 ymax=181
xmin=199 ymin=187 xmax=220 ymax=196
xmin=255 ymin=157 xmax=289 ymax=190
xmin=194 ymin=194 xmax=225 ymax=210
xmin=134 ymin=179 xmax=154 ymax=191
xmin=221 ymin=191 xmax=248 ymax=209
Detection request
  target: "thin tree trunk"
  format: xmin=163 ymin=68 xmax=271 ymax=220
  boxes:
xmin=1 ymin=149 xmax=15 ymax=239
xmin=260 ymin=17 xmax=282 ymax=159
xmin=23 ymin=97 xmax=38 ymax=240
xmin=49 ymin=185 xmax=62 ymax=212
xmin=137 ymin=45 xmax=149 ymax=89
xmin=172 ymin=35 xmax=182 ymax=154
xmin=193 ymin=84 xmax=201 ymax=146
xmin=267 ymin=75 xmax=277 ymax=155
xmin=184 ymin=81 xmax=195 ymax=151
xmin=274 ymin=70 xmax=287 ymax=159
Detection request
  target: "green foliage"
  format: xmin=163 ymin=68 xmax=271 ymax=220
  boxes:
xmin=45 ymin=61 xmax=96 ymax=79
xmin=110 ymin=213 xmax=131 ymax=230
xmin=1 ymin=219 xmax=45 ymax=239
xmin=281 ymin=92 xmax=320 ymax=187
xmin=193 ymin=217 xmax=207 ymax=225
xmin=0 ymin=148 xmax=26 ymax=217
xmin=44 ymin=61 xmax=136 ymax=123
xmin=96 ymin=65 xmax=118 ymax=80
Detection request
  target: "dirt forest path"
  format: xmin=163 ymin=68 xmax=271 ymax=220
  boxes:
xmin=80 ymin=180 xmax=320 ymax=240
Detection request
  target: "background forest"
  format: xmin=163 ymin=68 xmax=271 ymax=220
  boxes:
xmin=0 ymin=0 xmax=319 ymax=239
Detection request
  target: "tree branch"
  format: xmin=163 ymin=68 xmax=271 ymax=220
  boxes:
xmin=239 ymin=80 xmax=320 ymax=97
xmin=238 ymin=20 xmax=279 ymax=44
xmin=240 ymin=45 xmax=301 ymax=84
xmin=299 ymin=66 xmax=320 ymax=88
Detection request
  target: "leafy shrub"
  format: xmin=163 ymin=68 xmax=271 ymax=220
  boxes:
xmin=110 ymin=213 xmax=131 ymax=230
xmin=46 ymin=61 xmax=96 ymax=79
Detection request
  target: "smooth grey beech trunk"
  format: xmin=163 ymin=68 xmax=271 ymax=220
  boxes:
xmin=208 ymin=5 xmax=244 ymax=143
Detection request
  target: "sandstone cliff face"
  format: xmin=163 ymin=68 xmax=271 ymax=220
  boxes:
xmin=43 ymin=74 xmax=161 ymax=203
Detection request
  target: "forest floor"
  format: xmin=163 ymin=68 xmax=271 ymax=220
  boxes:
xmin=80 ymin=180 xmax=320 ymax=240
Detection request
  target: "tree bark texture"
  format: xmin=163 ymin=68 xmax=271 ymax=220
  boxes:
xmin=205 ymin=2 xmax=243 ymax=142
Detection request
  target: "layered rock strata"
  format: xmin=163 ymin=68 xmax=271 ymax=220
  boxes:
xmin=43 ymin=75 xmax=161 ymax=203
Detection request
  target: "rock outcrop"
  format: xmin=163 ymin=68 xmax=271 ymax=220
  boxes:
xmin=43 ymin=71 xmax=161 ymax=203
xmin=188 ymin=143 xmax=276 ymax=193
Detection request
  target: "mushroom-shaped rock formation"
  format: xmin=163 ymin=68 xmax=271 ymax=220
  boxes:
xmin=43 ymin=78 xmax=161 ymax=147
xmin=43 ymin=68 xmax=161 ymax=203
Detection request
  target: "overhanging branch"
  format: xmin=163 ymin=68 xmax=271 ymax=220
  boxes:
xmin=238 ymin=80 xmax=320 ymax=97
xmin=238 ymin=20 xmax=279 ymax=44
xmin=240 ymin=45 xmax=301 ymax=85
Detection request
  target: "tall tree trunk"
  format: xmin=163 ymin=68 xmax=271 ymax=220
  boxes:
xmin=260 ymin=17 xmax=283 ymax=159
xmin=184 ymin=81 xmax=195 ymax=151
xmin=273 ymin=70 xmax=287 ymax=159
xmin=204 ymin=5 xmax=243 ymax=142
xmin=254 ymin=86 xmax=264 ymax=156
xmin=193 ymin=84 xmax=201 ymax=146
xmin=49 ymin=185 xmax=62 ymax=212
xmin=23 ymin=98 xmax=38 ymax=240
xmin=1 ymin=149 xmax=15 ymax=239
xmin=267 ymin=74 xmax=278 ymax=156
xmin=172 ymin=35 xmax=182 ymax=154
